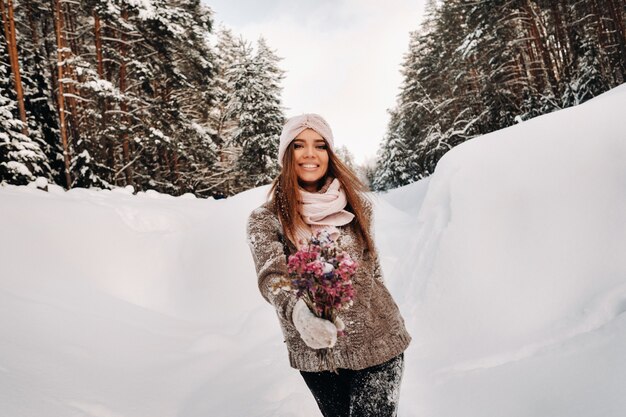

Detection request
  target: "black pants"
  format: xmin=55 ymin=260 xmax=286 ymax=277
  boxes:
xmin=299 ymin=353 xmax=404 ymax=417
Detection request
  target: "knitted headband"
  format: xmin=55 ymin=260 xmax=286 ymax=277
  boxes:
xmin=278 ymin=113 xmax=335 ymax=167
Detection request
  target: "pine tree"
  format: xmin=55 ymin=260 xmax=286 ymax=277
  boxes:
xmin=231 ymin=37 xmax=284 ymax=192
xmin=0 ymin=29 xmax=47 ymax=184
xmin=204 ymin=26 xmax=242 ymax=197
xmin=372 ymin=109 xmax=418 ymax=191
xmin=124 ymin=0 xmax=218 ymax=195
xmin=374 ymin=0 xmax=626 ymax=191
xmin=0 ymin=0 xmax=289 ymax=197
xmin=334 ymin=144 xmax=356 ymax=170
xmin=14 ymin=0 xmax=62 ymax=184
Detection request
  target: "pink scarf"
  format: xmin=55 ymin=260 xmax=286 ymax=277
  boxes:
xmin=295 ymin=177 xmax=355 ymax=248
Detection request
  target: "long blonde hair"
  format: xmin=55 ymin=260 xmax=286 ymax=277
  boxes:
xmin=266 ymin=141 xmax=375 ymax=254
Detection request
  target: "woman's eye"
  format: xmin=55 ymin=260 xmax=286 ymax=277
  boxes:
xmin=293 ymin=143 xmax=326 ymax=150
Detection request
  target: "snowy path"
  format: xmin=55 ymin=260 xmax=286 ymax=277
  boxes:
xmin=2 ymin=84 xmax=626 ymax=416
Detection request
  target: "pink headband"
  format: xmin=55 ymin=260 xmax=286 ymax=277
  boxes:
xmin=278 ymin=113 xmax=335 ymax=167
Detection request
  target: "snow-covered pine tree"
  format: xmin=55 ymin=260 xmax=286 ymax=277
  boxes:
xmin=123 ymin=0 xmax=218 ymax=195
xmin=71 ymin=0 xmax=145 ymax=189
xmin=372 ymin=107 xmax=426 ymax=191
xmin=203 ymin=26 xmax=241 ymax=198
xmin=357 ymin=157 xmax=377 ymax=190
xmin=561 ymin=34 xmax=609 ymax=107
xmin=374 ymin=26 xmax=437 ymax=188
xmin=560 ymin=3 xmax=612 ymax=108
xmin=45 ymin=0 xmax=122 ymax=189
xmin=334 ymin=145 xmax=356 ymax=171
xmin=211 ymin=27 xmax=240 ymax=144
xmin=0 ymin=4 xmax=50 ymax=184
xmin=13 ymin=0 xmax=63 ymax=184
xmin=0 ymin=0 xmax=286 ymax=196
xmin=375 ymin=0 xmax=625 ymax=191
xmin=231 ymin=36 xmax=284 ymax=193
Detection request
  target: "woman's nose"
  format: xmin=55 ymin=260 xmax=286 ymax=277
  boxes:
xmin=304 ymin=145 xmax=315 ymax=157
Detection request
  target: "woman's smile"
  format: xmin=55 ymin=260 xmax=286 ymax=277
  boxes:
xmin=300 ymin=163 xmax=321 ymax=171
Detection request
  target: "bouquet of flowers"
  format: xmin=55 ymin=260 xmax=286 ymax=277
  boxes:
xmin=272 ymin=229 xmax=358 ymax=372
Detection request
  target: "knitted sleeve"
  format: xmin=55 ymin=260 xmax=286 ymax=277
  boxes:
xmin=362 ymin=196 xmax=385 ymax=284
xmin=246 ymin=206 xmax=297 ymax=322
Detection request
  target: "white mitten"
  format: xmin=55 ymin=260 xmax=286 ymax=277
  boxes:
xmin=292 ymin=299 xmax=338 ymax=349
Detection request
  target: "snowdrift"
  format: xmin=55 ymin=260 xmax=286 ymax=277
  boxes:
xmin=1 ymin=84 xmax=625 ymax=416
xmin=394 ymin=84 xmax=626 ymax=416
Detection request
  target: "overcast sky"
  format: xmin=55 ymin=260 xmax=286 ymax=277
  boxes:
xmin=206 ymin=0 xmax=427 ymax=165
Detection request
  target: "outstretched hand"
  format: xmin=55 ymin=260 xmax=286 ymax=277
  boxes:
xmin=292 ymin=299 xmax=339 ymax=349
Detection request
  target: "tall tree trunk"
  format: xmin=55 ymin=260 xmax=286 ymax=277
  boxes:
xmin=549 ymin=1 xmax=568 ymax=78
xmin=588 ymin=0 xmax=609 ymax=78
xmin=59 ymin=4 xmax=82 ymax=144
xmin=522 ymin=22 xmax=542 ymax=91
xmin=607 ymin=0 xmax=626 ymax=77
xmin=590 ymin=0 xmax=608 ymax=49
xmin=93 ymin=11 xmax=113 ymax=176
xmin=94 ymin=13 xmax=104 ymax=78
xmin=1 ymin=0 xmax=28 ymax=136
xmin=40 ymin=15 xmax=59 ymax=98
xmin=119 ymin=7 xmax=132 ymax=185
xmin=53 ymin=0 xmax=72 ymax=188
xmin=100 ymin=23 xmax=116 ymax=174
xmin=524 ymin=0 xmax=557 ymax=93
xmin=172 ymin=150 xmax=181 ymax=186
xmin=65 ymin=6 xmax=79 ymax=56
xmin=161 ymin=82 xmax=181 ymax=186
xmin=554 ymin=1 xmax=573 ymax=79
xmin=24 ymin=0 xmax=40 ymax=49
xmin=528 ymin=2 xmax=562 ymax=81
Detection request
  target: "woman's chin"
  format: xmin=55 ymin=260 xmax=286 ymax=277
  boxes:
xmin=297 ymin=173 xmax=323 ymax=183
xmin=298 ymin=177 xmax=324 ymax=190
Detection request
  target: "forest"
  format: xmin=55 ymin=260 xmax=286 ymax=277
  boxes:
xmin=1 ymin=0 xmax=625 ymax=197
xmin=372 ymin=0 xmax=626 ymax=191
xmin=1 ymin=0 xmax=284 ymax=198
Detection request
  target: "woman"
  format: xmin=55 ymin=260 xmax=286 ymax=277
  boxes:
xmin=246 ymin=113 xmax=411 ymax=417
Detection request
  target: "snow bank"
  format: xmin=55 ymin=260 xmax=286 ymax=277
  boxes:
xmin=1 ymin=84 xmax=625 ymax=416
xmin=387 ymin=84 xmax=626 ymax=417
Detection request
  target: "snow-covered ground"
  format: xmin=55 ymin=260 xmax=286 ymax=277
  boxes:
xmin=1 ymin=84 xmax=626 ymax=416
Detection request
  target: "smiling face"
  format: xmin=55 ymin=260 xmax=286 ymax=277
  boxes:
xmin=291 ymin=128 xmax=329 ymax=192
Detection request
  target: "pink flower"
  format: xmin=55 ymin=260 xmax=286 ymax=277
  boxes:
xmin=274 ymin=230 xmax=358 ymax=336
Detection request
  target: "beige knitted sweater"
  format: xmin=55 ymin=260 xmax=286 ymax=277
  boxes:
xmin=246 ymin=195 xmax=411 ymax=372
